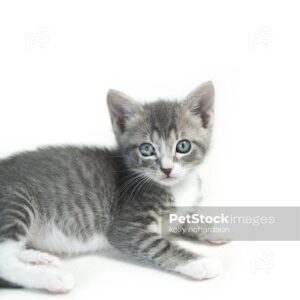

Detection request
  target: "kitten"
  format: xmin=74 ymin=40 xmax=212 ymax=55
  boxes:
xmin=0 ymin=81 xmax=221 ymax=293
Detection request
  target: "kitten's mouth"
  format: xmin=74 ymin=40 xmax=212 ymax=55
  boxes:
xmin=146 ymin=173 xmax=179 ymax=186
xmin=159 ymin=176 xmax=179 ymax=186
xmin=162 ymin=176 xmax=176 ymax=181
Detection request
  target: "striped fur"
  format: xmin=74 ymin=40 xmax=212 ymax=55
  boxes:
xmin=0 ymin=82 xmax=220 ymax=292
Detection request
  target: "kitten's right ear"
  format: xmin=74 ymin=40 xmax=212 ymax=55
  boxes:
xmin=107 ymin=89 xmax=141 ymax=134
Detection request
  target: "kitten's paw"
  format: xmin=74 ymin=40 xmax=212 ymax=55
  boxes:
xmin=18 ymin=250 xmax=62 ymax=268
xmin=42 ymin=269 xmax=75 ymax=294
xmin=175 ymin=257 xmax=222 ymax=280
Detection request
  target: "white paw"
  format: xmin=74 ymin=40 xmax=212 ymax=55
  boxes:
xmin=42 ymin=269 xmax=75 ymax=294
xmin=175 ymin=257 xmax=222 ymax=280
xmin=18 ymin=250 xmax=62 ymax=268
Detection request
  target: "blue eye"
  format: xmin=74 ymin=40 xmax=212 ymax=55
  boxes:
xmin=139 ymin=143 xmax=156 ymax=157
xmin=176 ymin=139 xmax=191 ymax=153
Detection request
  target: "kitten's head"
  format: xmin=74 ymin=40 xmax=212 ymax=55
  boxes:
xmin=107 ymin=82 xmax=214 ymax=186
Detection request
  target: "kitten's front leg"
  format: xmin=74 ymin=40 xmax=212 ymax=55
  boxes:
xmin=106 ymin=218 xmax=222 ymax=280
xmin=170 ymin=210 xmax=229 ymax=245
xmin=176 ymin=224 xmax=229 ymax=245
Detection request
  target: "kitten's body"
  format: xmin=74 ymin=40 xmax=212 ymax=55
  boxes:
xmin=0 ymin=82 xmax=221 ymax=292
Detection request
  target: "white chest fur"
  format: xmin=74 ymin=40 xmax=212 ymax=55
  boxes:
xmin=170 ymin=173 xmax=202 ymax=207
xmin=148 ymin=173 xmax=202 ymax=234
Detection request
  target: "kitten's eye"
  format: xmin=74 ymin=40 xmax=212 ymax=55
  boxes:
xmin=139 ymin=143 xmax=156 ymax=157
xmin=176 ymin=139 xmax=191 ymax=154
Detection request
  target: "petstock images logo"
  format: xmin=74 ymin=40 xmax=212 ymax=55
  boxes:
xmin=160 ymin=206 xmax=300 ymax=241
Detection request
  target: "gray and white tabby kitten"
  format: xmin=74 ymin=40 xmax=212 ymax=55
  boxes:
xmin=0 ymin=81 xmax=222 ymax=293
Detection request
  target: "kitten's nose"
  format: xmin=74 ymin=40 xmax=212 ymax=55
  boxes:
xmin=161 ymin=167 xmax=172 ymax=177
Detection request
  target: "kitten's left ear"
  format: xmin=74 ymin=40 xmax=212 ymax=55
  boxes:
xmin=184 ymin=81 xmax=215 ymax=128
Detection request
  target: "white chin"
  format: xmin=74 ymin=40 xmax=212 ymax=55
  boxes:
xmin=158 ymin=177 xmax=181 ymax=186
xmin=146 ymin=174 xmax=183 ymax=186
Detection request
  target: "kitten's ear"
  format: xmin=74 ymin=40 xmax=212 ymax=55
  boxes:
xmin=107 ymin=89 xmax=141 ymax=133
xmin=184 ymin=81 xmax=215 ymax=128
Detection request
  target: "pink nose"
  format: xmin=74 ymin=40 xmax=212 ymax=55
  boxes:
xmin=161 ymin=167 xmax=172 ymax=177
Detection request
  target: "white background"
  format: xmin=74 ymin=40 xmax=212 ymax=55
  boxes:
xmin=0 ymin=0 xmax=299 ymax=299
